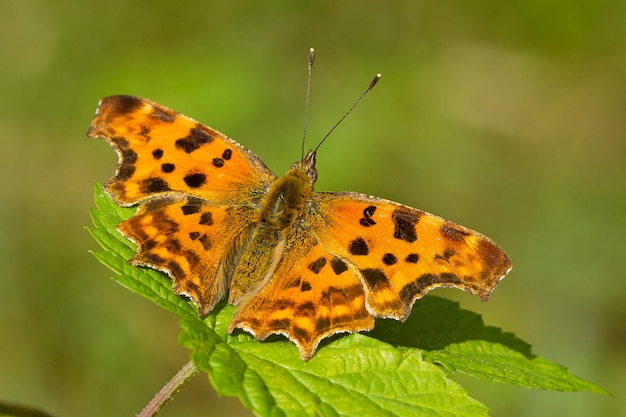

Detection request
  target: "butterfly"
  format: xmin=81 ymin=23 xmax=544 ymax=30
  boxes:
xmin=88 ymin=90 xmax=511 ymax=361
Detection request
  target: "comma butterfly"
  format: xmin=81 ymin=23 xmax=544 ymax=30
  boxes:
xmin=88 ymin=55 xmax=511 ymax=360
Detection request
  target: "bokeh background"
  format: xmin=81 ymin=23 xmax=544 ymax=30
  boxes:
xmin=1 ymin=1 xmax=624 ymax=416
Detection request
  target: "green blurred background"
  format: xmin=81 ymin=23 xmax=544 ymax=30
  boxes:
xmin=1 ymin=1 xmax=624 ymax=416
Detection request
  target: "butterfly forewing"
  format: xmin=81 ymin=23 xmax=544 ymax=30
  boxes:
xmin=118 ymin=196 xmax=257 ymax=315
xmin=310 ymin=192 xmax=512 ymax=319
xmin=88 ymin=95 xmax=276 ymax=206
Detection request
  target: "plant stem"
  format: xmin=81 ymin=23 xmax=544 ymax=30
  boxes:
xmin=137 ymin=360 xmax=199 ymax=417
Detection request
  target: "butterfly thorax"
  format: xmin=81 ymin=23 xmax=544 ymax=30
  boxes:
xmin=227 ymin=152 xmax=317 ymax=305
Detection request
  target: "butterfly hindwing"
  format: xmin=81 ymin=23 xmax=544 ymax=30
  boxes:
xmin=118 ymin=197 xmax=257 ymax=315
xmin=229 ymin=221 xmax=374 ymax=360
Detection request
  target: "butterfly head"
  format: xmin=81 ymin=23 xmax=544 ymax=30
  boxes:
xmin=290 ymin=149 xmax=318 ymax=185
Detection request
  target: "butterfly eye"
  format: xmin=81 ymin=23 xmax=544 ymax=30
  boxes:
xmin=306 ymin=165 xmax=318 ymax=183
xmin=304 ymin=150 xmax=318 ymax=183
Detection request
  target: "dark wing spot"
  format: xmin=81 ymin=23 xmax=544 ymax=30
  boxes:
xmin=161 ymin=163 xmax=175 ymax=173
xmin=435 ymin=248 xmax=457 ymax=261
xmin=199 ymin=234 xmax=212 ymax=250
xmin=392 ymin=209 xmax=419 ymax=242
xmin=348 ymin=237 xmax=369 ymax=256
xmin=140 ymin=177 xmax=171 ymax=194
xmin=212 ymin=157 xmax=225 ymax=168
xmin=382 ymin=253 xmax=398 ymax=265
xmin=116 ymin=139 xmax=137 ymax=160
xmin=398 ymin=275 xmax=430 ymax=304
xmin=322 ymin=284 xmax=348 ymax=305
xmin=117 ymin=161 xmax=136 ymax=181
xmin=363 ymin=205 xmax=376 ymax=217
xmin=477 ymin=237 xmax=511 ymax=271
xmin=440 ymin=272 xmax=462 ymax=283
xmin=359 ymin=217 xmax=376 ymax=227
xmin=167 ymin=260 xmax=184 ymax=277
xmin=110 ymin=95 xmax=143 ymax=114
xmin=152 ymin=149 xmax=164 ymax=160
xmin=359 ymin=205 xmax=377 ymax=227
xmin=142 ymin=240 xmax=157 ymax=250
xmin=150 ymin=214 xmax=179 ymax=234
xmin=343 ymin=283 xmax=364 ymax=301
xmin=327 ymin=313 xmax=353 ymax=326
xmin=405 ymin=253 xmax=419 ymax=263
xmin=184 ymin=280 xmax=199 ymax=294
xmin=184 ymin=249 xmax=200 ymax=267
xmin=440 ymin=224 xmax=470 ymax=241
xmin=361 ymin=268 xmax=389 ymax=290
xmin=330 ymin=257 xmax=349 ymax=275
xmin=295 ymin=301 xmax=316 ymax=317
xmin=150 ymin=107 xmax=176 ymax=123
xmin=142 ymin=253 xmax=164 ymax=265
xmin=166 ymin=238 xmax=182 ymax=252
xmin=114 ymin=140 xmax=137 ymax=180
xmin=307 ymin=256 xmax=327 ymax=274
xmin=399 ymin=273 xmax=462 ymax=305
xmin=188 ymin=231 xmax=200 ymax=240
xmin=222 ymin=149 xmax=232 ymax=160
xmin=181 ymin=204 xmax=201 ymax=215
xmin=268 ymin=319 xmax=291 ymax=330
xmin=301 ymin=281 xmax=312 ymax=292
xmin=139 ymin=125 xmax=151 ymax=138
xmin=199 ymin=212 xmax=213 ymax=226
xmin=315 ymin=316 xmax=331 ymax=332
xmin=175 ymin=128 xmax=214 ymax=153
xmin=183 ymin=173 xmax=207 ymax=188
xmin=292 ymin=325 xmax=310 ymax=340
xmin=118 ymin=146 xmax=137 ymax=164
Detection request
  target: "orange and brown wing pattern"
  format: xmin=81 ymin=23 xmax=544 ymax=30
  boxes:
xmin=311 ymin=192 xmax=512 ymax=321
xmin=88 ymin=95 xmax=276 ymax=206
xmin=229 ymin=191 xmax=510 ymax=360
xmin=229 ymin=221 xmax=375 ymax=360
xmin=118 ymin=196 xmax=256 ymax=316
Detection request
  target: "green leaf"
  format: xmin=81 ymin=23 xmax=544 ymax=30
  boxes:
xmin=367 ymin=297 xmax=610 ymax=395
xmin=426 ymin=343 xmax=609 ymax=394
xmin=181 ymin=309 xmax=489 ymax=417
xmin=88 ymin=182 xmax=609 ymax=417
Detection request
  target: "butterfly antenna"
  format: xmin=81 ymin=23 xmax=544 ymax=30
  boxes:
xmin=312 ymin=73 xmax=381 ymax=155
xmin=301 ymin=48 xmax=316 ymax=161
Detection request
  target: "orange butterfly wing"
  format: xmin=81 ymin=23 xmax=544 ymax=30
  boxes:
xmin=117 ymin=198 xmax=257 ymax=314
xmin=229 ymin=219 xmax=375 ymax=360
xmin=89 ymin=95 xmax=276 ymax=313
xmin=230 ymin=191 xmax=511 ymax=360
xmin=312 ymin=192 xmax=511 ymax=311
xmin=88 ymin=95 xmax=276 ymax=206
